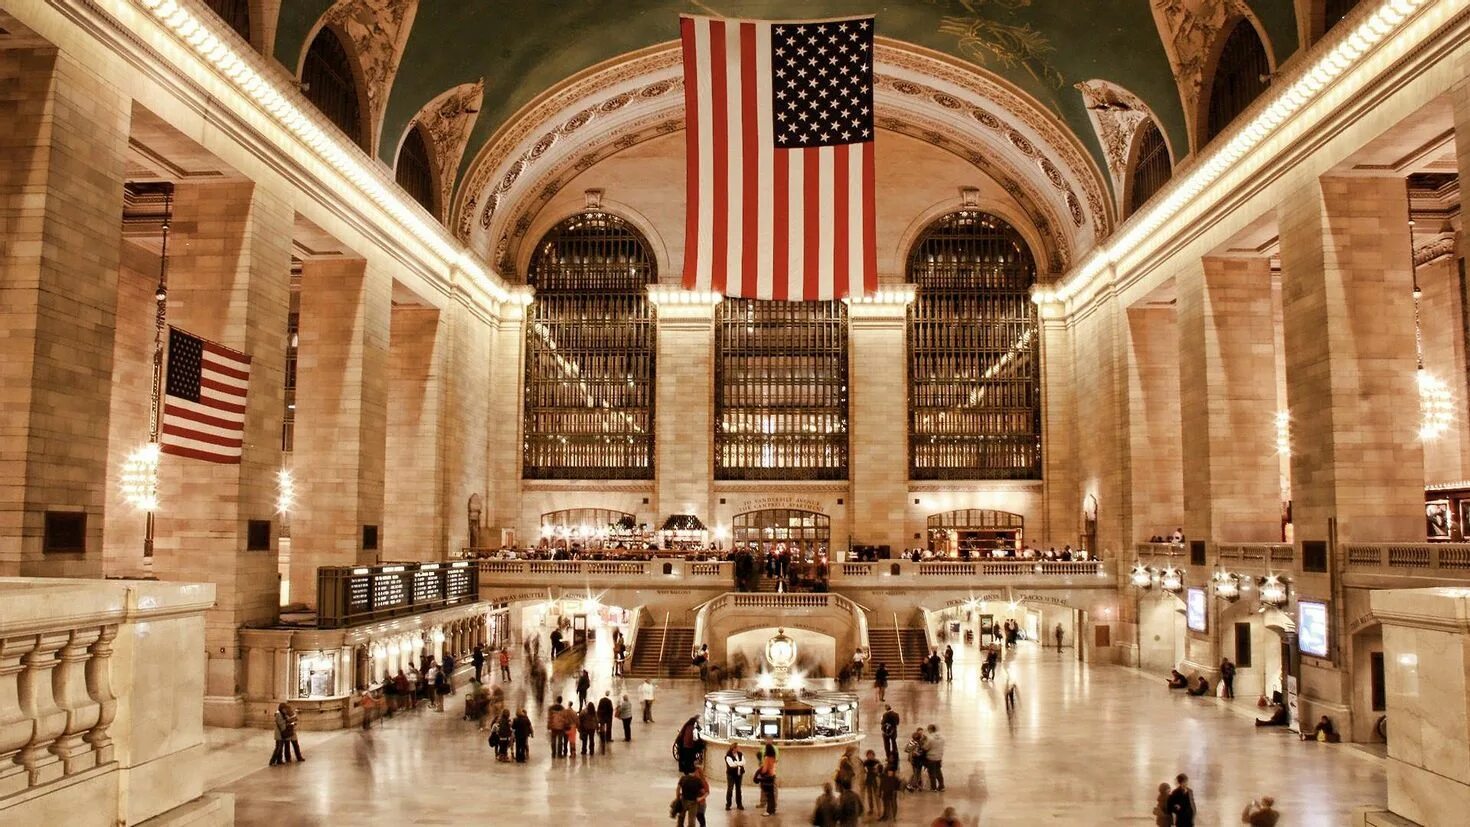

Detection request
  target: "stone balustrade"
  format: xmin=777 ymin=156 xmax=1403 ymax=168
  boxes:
xmin=1215 ymin=543 xmax=1295 ymax=565
xmin=0 ymin=577 xmax=225 ymax=827
xmin=1343 ymin=543 xmax=1470 ymax=572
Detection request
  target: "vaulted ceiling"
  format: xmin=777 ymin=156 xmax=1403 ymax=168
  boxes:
xmin=272 ymin=0 xmax=1303 ymax=232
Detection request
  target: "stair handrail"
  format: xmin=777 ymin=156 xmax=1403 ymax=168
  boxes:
xmin=893 ymin=612 xmax=905 ymax=667
xmin=657 ymin=611 xmax=670 ymax=667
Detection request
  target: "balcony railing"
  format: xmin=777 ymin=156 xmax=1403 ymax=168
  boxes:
xmin=476 ymin=558 xmax=1112 ymax=585
xmin=1216 ymin=543 xmax=1295 ymax=564
xmin=1343 ymin=543 xmax=1470 ymax=572
xmin=1135 ymin=542 xmax=1185 ymax=558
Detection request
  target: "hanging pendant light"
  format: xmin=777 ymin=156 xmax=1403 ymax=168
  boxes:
xmin=1408 ymin=211 xmax=1455 ymax=441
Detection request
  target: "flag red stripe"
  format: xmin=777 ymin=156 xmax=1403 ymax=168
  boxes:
xmin=201 ymin=339 xmax=249 ymax=364
xmin=739 ymin=22 xmax=759 ymax=300
xmin=202 ymin=359 xmax=249 ymax=381
xmin=680 ymin=17 xmax=701 ymax=291
xmin=709 ymin=20 xmax=729 ymax=294
xmin=833 ymin=143 xmax=850 ymax=299
xmin=178 ymin=394 xmax=247 ymax=416
xmin=162 ymin=423 xmax=244 ymax=448
xmin=802 ymin=148 xmax=820 ymax=300
xmin=862 ymin=141 xmax=877 ymax=294
xmin=163 ymin=404 xmax=243 ymax=431
xmin=199 ymin=377 xmax=248 ymax=398
xmin=772 ymin=150 xmax=790 ymax=301
xmin=160 ymin=444 xmax=241 ymax=464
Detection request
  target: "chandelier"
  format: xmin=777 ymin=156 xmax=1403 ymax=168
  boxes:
xmin=1258 ymin=574 xmax=1289 ymax=607
xmin=120 ymin=443 xmax=161 ymax=512
xmin=1211 ymin=567 xmax=1240 ymax=602
xmin=1409 ymin=212 xmax=1455 ymax=441
xmin=1158 ymin=566 xmax=1184 ymax=593
xmin=1129 ymin=563 xmax=1153 ymax=589
xmin=276 ymin=468 xmax=296 ymax=514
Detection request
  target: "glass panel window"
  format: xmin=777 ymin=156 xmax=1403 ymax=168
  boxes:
xmin=1204 ymin=20 xmax=1271 ymax=145
xmin=907 ymin=211 xmax=1040 ymax=480
xmin=395 ymin=125 xmax=437 ymax=216
xmin=523 ymin=213 xmax=656 ymax=479
xmin=1127 ymin=121 xmax=1172 ymax=216
xmin=302 ymin=27 xmax=365 ymax=149
xmin=716 ymin=300 xmax=849 ymax=480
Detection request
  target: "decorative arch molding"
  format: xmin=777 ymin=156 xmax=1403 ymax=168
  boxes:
xmin=1149 ymin=0 xmax=1276 ymax=152
xmin=893 ymin=196 xmax=1053 ymax=283
xmin=1074 ymin=79 xmax=1174 ymax=216
xmin=394 ymin=80 xmax=485 ymax=224
xmin=517 ymin=196 xmax=674 ymax=285
xmin=454 ymin=39 xmax=1111 ymax=280
xmin=302 ymin=0 xmax=420 ymax=156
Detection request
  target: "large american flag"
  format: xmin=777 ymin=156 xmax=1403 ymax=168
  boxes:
xmin=681 ymin=15 xmax=877 ymax=301
xmin=160 ymin=327 xmax=251 ymax=464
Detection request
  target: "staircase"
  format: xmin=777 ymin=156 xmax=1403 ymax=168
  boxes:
xmin=626 ymin=626 xmax=696 ymax=678
xmin=866 ymin=627 xmax=928 ymax=679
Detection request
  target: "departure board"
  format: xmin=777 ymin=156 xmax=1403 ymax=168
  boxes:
xmin=319 ymin=561 xmax=479 ymax=628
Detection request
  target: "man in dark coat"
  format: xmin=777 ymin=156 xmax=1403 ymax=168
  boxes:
xmin=596 ymin=691 xmax=615 ymax=753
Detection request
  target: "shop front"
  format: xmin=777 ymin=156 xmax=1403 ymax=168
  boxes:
xmin=925 ymin=508 xmax=1023 ymax=557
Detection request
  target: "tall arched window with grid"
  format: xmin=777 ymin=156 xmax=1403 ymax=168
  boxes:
xmin=522 ymin=213 xmax=657 ymax=479
xmin=395 ymin=124 xmax=437 ymax=217
xmin=907 ymin=211 xmax=1040 ymax=480
xmin=1203 ymin=20 xmax=1271 ymax=146
xmin=301 ymin=27 xmax=366 ymax=150
xmin=1127 ymin=120 xmax=1173 ymax=216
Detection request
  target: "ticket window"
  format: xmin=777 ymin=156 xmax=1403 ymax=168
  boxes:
xmin=297 ymin=651 xmax=338 ymax=699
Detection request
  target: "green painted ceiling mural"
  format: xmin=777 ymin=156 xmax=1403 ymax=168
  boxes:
xmin=274 ymin=1 xmax=1301 ymax=198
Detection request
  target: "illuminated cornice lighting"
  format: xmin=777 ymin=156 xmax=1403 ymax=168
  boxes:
xmin=647 ymin=287 xmax=723 ymax=306
xmin=844 ymin=285 xmax=916 ymax=305
xmin=120 ymin=443 xmax=162 ymax=512
xmin=134 ymin=0 xmax=512 ymax=305
xmin=1034 ymin=0 xmax=1429 ymax=308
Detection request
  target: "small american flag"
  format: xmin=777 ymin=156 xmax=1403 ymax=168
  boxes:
xmin=161 ymin=327 xmax=251 ymax=464
xmin=681 ymin=14 xmax=877 ymax=300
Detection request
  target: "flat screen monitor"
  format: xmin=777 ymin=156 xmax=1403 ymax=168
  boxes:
xmin=761 ymin=722 xmax=779 ymax=737
xmin=1186 ymin=587 xmax=1207 ymax=632
xmin=1299 ymin=600 xmax=1329 ymax=658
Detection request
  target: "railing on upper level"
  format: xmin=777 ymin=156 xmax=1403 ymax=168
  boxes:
xmin=692 ymin=591 xmax=870 ymax=651
xmin=1215 ymin=543 xmax=1295 ymax=565
xmin=476 ymin=557 xmax=1113 ymax=587
xmin=1343 ymin=543 xmax=1470 ymax=572
xmin=1135 ymin=542 xmax=1185 ymax=558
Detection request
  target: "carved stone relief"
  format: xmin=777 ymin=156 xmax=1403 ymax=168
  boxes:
xmin=408 ymin=80 xmax=485 ymax=216
xmin=318 ymin=0 xmax=419 ymax=153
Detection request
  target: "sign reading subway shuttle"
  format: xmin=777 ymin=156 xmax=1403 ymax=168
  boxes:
xmin=317 ymin=560 xmax=479 ymax=628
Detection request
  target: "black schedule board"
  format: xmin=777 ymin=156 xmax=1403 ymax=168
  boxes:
xmin=318 ymin=561 xmax=480 ymax=628
xmin=372 ymin=571 xmax=408 ymax=610
xmin=347 ymin=577 xmax=371 ymax=613
xmin=446 ymin=567 xmax=473 ymax=600
xmin=412 ymin=569 xmax=443 ymax=604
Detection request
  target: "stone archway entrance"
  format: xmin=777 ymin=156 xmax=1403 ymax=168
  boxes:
xmin=732 ymin=509 xmax=831 ymax=557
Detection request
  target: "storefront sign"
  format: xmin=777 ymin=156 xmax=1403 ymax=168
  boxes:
xmin=736 ymin=497 xmax=828 ymax=514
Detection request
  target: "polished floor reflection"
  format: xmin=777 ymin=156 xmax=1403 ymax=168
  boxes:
xmin=215 ymin=641 xmax=1386 ymax=825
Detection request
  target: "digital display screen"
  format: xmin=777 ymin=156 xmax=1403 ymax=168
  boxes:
xmin=1299 ymin=600 xmax=1329 ymax=658
xmin=1186 ymin=587 xmax=1207 ymax=632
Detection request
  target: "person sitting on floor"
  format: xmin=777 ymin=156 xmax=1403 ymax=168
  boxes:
xmin=1186 ymin=676 xmax=1211 ymax=697
xmin=1166 ymin=669 xmax=1189 ymax=689
xmin=1255 ymin=704 xmax=1290 ymax=727
xmin=1312 ymin=715 xmax=1338 ymax=742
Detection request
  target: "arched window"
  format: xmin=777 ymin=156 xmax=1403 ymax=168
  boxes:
xmin=203 ymin=0 xmax=251 ymax=42
xmin=1127 ymin=120 xmax=1172 ymax=216
xmin=1324 ymin=0 xmax=1364 ymax=34
xmin=301 ymin=27 xmax=365 ymax=149
xmin=395 ymin=124 xmax=437 ymax=216
xmin=907 ymin=211 xmax=1040 ymax=480
xmin=1204 ymin=20 xmax=1271 ymax=145
xmin=716 ymin=300 xmax=849 ymax=480
xmin=523 ymin=212 xmax=657 ymax=479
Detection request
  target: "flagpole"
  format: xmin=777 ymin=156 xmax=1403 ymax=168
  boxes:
xmin=144 ymin=187 xmax=173 ymax=560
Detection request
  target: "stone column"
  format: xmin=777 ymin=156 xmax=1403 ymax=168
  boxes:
xmin=0 ymin=48 xmax=130 ymax=577
xmin=291 ymin=258 xmax=390 ymax=603
xmin=650 ymin=290 xmax=719 ymax=525
xmin=383 ymin=304 xmax=445 ymax=561
xmin=1038 ymin=302 xmax=1078 ymax=549
xmin=150 ymin=181 xmax=293 ymax=723
xmin=1124 ymin=306 xmax=1183 ymax=543
xmin=486 ymin=294 xmax=528 ymax=542
xmin=1278 ymin=177 xmax=1423 ymax=545
xmin=1177 ymin=256 xmax=1281 ymax=542
xmin=847 ymin=292 xmax=912 ymax=553
xmin=441 ymin=287 xmax=493 ymax=554
xmin=1369 ymin=587 xmax=1470 ymax=825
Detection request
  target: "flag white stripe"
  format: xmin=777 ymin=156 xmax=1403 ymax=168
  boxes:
xmin=848 ymin=143 xmax=865 ymax=298
xmin=753 ymin=22 xmax=775 ymax=301
xmin=693 ymin=20 xmax=715 ymax=292
xmin=817 ymin=145 xmax=834 ymax=300
xmin=160 ymin=432 xmax=243 ymax=458
xmin=787 ymin=149 xmax=804 ymax=300
xmin=162 ymin=410 xmax=244 ymax=440
xmin=166 ymin=395 xmax=246 ymax=426
xmin=202 ymin=365 xmax=249 ymax=391
xmin=724 ymin=21 xmax=744 ymax=292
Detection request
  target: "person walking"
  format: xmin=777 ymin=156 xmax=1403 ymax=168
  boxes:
xmin=880 ymin=704 xmax=900 ymax=763
xmin=547 ymin=695 xmax=568 ymax=758
xmin=576 ymin=669 xmax=591 ymax=709
xmin=596 ymin=691 xmax=614 ymax=753
xmin=862 ymin=749 xmax=882 ymax=815
xmin=511 ymin=707 xmax=533 ymax=763
xmin=903 ymin=728 xmax=927 ymax=792
xmin=1167 ymin=774 xmax=1197 ymax=827
xmin=675 ymin=767 xmax=704 ymax=827
xmin=578 ymin=703 xmax=598 ymax=756
xmin=640 ymin=677 xmax=656 ymax=722
xmin=1152 ymin=782 xmax=1172 ymax=826
xmin=674 ymin=716 xmax=703 ymax=772
xmin=923 ymin=724 xmax=945 ymax=792
xmin=499 ymin=647 xmax=511 ymax=682
xmin=942 ymin=645 xmax=954 ymax=682
xmin=874 ymin=662 xmax=889 ymax=702
xmin=1220 ymin=657 xmax=1237 ymax=700
xmin=1054 ymin=622 xmax=1065 ymax=650
xmin=1242 ymin=796 xmax=1280 ymax=826
xmin=724 ymin=742 xmax=746 ymax=811
xmin=616 ymin=693 xmax=634 ymax=741
xmin=269 ymin=702 xmax=291 ymax=765
xmin=471 ymin=644 xmax=485 ymax=682
xmin=878 ymin=766 xmax=901 ymax=822
xmin=811 ymin=782 xmax=840 ymax=827
xmin=757 ymin=735 xmax=779 ymax=815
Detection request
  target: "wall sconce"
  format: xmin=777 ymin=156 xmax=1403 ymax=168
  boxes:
xmin=1212 ymin=567 xmax=1240 ymax=602
xmin=1259 ymin=574 xmax=1289 ymax=607
xmin=1159 ymin=566 xmax=1184 ymax=593
xmin=1129 ymin=563 xmax=1153 ymax=589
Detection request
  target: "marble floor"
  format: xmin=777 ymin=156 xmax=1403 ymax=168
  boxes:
xmin=214 ymin=642 xmax=1386 ymax=825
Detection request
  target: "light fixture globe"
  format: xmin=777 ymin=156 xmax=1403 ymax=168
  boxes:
xmin=1212 ymin=568 xmax=1240 ymax=602
xmin=1259 ymin=575 xmax=1289 ymax=607
xmin=1159 ymin=566 xmax=1184 ymax=593
xmin=1129 ymin=563 xmax=1153 ymax=590
xmin=764 ymin=628 xmax=798 ymax=691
